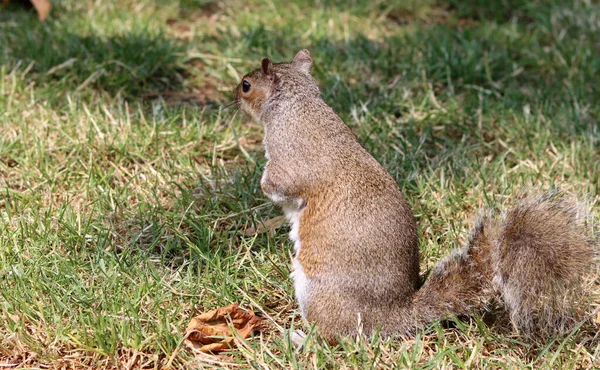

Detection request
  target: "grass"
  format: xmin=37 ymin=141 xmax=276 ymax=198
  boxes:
xmin=1 ymin=0 xmax=599 ymax=368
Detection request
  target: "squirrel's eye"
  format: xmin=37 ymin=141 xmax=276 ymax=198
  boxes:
xmin=242 ymin=80 xmax=251 ymax=93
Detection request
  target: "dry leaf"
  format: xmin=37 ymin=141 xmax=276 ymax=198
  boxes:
xmin=30 ymin=0 xmax=52 ymax=21
xmin=244 ymin=215 xmax=286 ymax=236
xmin=184 ymin=304 xmax=263 ymax=354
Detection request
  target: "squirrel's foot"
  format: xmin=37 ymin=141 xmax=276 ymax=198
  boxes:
xmin=290 ymin=329 xmax=307 ymax=348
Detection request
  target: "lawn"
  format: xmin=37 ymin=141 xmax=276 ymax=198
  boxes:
xmin=1 ymin=0 xmax=599 ymax=368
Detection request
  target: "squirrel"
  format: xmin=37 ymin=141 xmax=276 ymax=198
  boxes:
xmin=233 ymin=49 xmax=598 ymax=342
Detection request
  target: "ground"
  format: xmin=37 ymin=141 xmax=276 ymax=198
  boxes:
xmin=1 ymin=0 xmax=599 ymax=368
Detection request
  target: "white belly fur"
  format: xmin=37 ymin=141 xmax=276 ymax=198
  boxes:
xmin=284 ymin=206 xmax=309 ymax=318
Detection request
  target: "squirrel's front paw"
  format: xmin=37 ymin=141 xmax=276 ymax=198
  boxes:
xmin=260 ymin=174 xmax=275 ymax=195
xmin=261 ymin=177 xmax=305 ymax=208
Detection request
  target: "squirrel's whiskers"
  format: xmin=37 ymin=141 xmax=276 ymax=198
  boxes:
xmin=222 ymin=100 xmax=238 ymax=110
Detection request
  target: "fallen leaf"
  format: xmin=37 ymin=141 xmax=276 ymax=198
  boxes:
xmin=596 ymin=311 xmax=600 ymax=325
xmin=184 ymin=304 xmax=263 ymax=354
xmin=30 ymin=0 xmax=52 ymax=21
xmin=244 ymin=215 xmax=286 ymax=236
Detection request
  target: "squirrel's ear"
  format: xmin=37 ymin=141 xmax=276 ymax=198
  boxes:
xmin=292 ymin=49 xmax=312 ymax=74
xmin=261 ymin=58 xmax=273 ymax=75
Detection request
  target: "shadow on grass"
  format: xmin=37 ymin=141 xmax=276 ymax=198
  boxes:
xmin=102 ymin=163 xmax=269 ymax=270
xmin=0 ymin=7 xmax=187 ymax=104
xmin=294 ymin=0 xmax=540 ymax=24
xmin=4 ymin=0 xmax=594 ymax=262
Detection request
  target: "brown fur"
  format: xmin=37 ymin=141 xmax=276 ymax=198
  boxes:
xmin=490 ymin=193 xmax=597 ymax=337
xmin=233 ymin=50 xmax=599 ymax=342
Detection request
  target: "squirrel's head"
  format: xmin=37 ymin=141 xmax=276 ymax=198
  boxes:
xmin=234 ymin=49 xmax=318 ymax=122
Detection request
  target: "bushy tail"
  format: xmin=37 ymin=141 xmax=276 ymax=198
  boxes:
xmin=412 ymin=193 xmax=598 ymax=337
xmin=491 ymin=193 xmax=598 ymax=336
